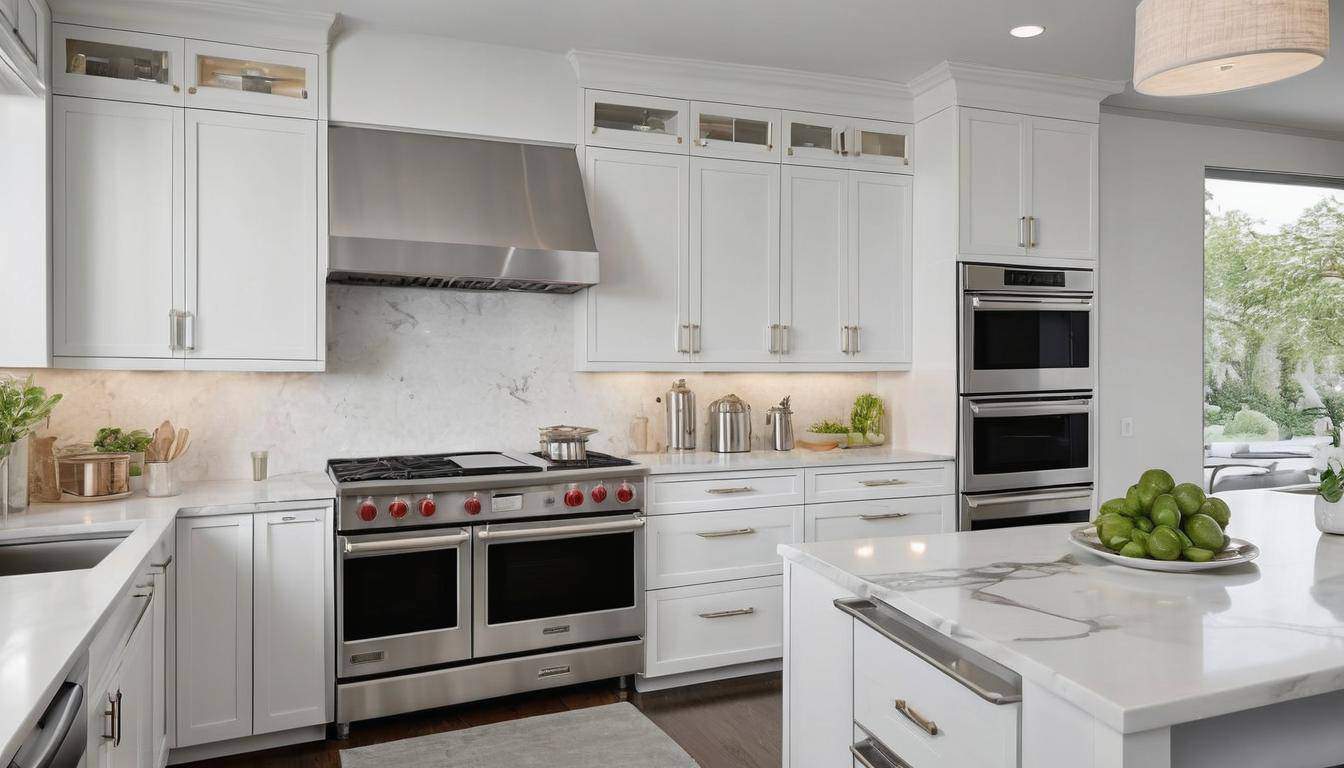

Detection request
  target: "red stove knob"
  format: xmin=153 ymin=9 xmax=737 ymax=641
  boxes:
xmin=388 ymin=498 xmax=409 ymax=518
xmin=590 ymin=484 xmax=608 ymax=503
xmin=418 ymin=497 xmax=437 ymax=517
xmin=357 ymin=499 xmax=378 ymax=522
xmin=616 ymin=483 xmax=635 ymax=504
xmin=564 ymin=487 xmax=584 ymax=507
xmin=464 ymin=495 xmax=482 ymax=516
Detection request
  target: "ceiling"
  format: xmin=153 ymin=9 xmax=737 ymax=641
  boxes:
xmin=269 ymin=0 xmax=1344 ymax=136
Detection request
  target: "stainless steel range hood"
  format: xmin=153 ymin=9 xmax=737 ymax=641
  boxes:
xmin=328 ymin=126 xmax=598 ymax=293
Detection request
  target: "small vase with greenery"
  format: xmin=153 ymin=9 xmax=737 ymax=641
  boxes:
xmin=1315 ymin=440 xmax=1344 ymax=534
xmin=807 ymin=393 xmax=887 ymax=448
xmin=0 ymin=376 xmax=62 ymax=514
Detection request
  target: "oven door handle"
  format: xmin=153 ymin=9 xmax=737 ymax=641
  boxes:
xmin=342 ymin=531 xmax=469 ymax=556
xmin=964 ymin=488 xmax=1094 ymax=508
xmin=968 ymin=400 xmax=1091 ymax=417
xmin=970 ymin=296 xmax=1092 ymax=312
xmin=477 ymin=517 xmax=645 ymax=542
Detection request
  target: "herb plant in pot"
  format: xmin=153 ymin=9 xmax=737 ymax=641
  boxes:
xmin=94 ymin=427 xmax=152 ymax=491
xmin=0 ymin=376 xmax=62 ymax=514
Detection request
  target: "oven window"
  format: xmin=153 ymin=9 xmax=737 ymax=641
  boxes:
xmin=487 ymin=532 xmax=635 ymax=624
xmin=973 ymin=412 xmax=1088 ymax=475
xmin=343 ymin=549 xmax=459 ymax=641
xmin=973 ymin=309 xmax=1089 ymax=370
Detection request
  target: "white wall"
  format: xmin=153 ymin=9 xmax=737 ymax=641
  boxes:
xmin=329 ymin=27 xmax=576 ymax=145
xmin=1098 ymin=111 xmax=1344 ymax=499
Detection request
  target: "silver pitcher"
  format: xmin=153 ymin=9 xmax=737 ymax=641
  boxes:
xmin=707 ymin=394 xmax=752 ymax=453
xmin=665 ymin=379 xmax=696 ymax=451
xmin=766 ymin=396 xmax=795 ymax=451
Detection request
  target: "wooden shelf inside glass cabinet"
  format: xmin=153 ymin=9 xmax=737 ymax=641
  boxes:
xmin=196 ymin=55 xmax=307 ymax=99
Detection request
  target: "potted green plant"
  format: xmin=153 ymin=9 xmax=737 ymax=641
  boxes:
xmin=94 ymin=427 xmax=153 ymax=490
xmin=1314 ymin=444 xmax=1344 ymax=534
xmin=0 ymin=376 xmax=62 ymax=513
xmin=804 ymin=394 xmax=887 ymax=448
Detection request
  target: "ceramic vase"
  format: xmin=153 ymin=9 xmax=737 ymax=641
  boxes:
xmin=1314 ymin=495 xmax=1344 ymax=535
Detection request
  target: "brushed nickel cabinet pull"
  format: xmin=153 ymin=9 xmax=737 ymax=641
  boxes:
xmin=1028 ymin=215 xmax=1038 ymax=247
xmin=860 ymin=479 xmax=907 ymax=487
xmin=187 ymin=86 xmax=197 ymax=94
xmin=695 ymin=527 xmax=756 ymax=538
xmin=698 ymin=607 xmax=755 ymax=619
xmin=894 ymin=699 xmax=939 ymax=736
xmin=172 ymin=84 xmax=180 ymax=92
xmin=1018 ymin=216 xmax=1027 ymax=248
xmin=705 ymin=486 xmax=754 ymax=495
xmin=859 ymin=512 xmax=908 ymax=521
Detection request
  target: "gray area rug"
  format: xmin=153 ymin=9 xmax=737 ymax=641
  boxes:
xmin=340 ymin=702 xmax=700 ymax=768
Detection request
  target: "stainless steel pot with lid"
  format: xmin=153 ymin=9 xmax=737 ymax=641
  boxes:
xmin=538 ymin=425 xmax=598 ymax=462
xmin=706 ymin=394 xmax=752 ymax=453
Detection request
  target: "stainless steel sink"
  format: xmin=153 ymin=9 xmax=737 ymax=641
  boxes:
xmin=0 ymin=532 xmax=130 ymax=576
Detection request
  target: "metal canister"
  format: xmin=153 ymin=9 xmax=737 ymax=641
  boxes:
xmin=665 ymin=379 xmax=696 ymax=451
xmin=706 ymin=394 xmax=752 ymax=453
xmin=766 ymin=396 xmax=795 ymax=451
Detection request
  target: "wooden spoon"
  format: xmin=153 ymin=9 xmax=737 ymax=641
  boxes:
xmin=170 ymin=428 xmax=190 ymax=461
xmin=152 ymin=421 xmax=174 ymax=462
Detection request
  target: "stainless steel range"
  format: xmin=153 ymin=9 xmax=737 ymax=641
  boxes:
xmin=328 ymin=450 xmax=648 ymax=735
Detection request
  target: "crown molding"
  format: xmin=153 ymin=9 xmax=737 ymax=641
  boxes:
xmin=568 ymin=49 xmax=913 ymax=123
xmin=910 ymin=60 xmax=1125 ymax=123
xmin=50 ymin=0 xmax=339 ymax=51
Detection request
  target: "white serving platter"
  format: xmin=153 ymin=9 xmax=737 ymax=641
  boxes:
xmin=1069 ymin=524 xmax=1260 ymax=572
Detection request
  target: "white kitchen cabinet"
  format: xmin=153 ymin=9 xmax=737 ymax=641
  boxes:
xmin=805 ymin=497 xmax=951 ymax=542
xmin=580 ymin=147 xmax=690 ymax=366
xmin=783 ymin=110 xmax=845 ymax=167
xmin=150 ymin=554 xmax=172 ymax=767
xmin=959 ymin=108 xmax=1027 ymax=258
xmin=52 ymin=23 xmax=184 ymax=106
xmin=185 ymin=39 xmax=318 ymax=119
xmin=185 ymin=109 xmax=319 ymax=365
xmin=690 ymin=101 xmax=780 ymax=162
xmin=175 ymin=514 xmax=254 ymax=747
xmin=689 ymin=157 xmax=779 ymax=365
xmin=644 ymin=576 xmax=783 ymax=679
xmin=850 ymin=117 xmax=912 ymax=172
xmin=92 ymin=590 xmax=155 ymax=768
xmin=784 ymin=110 xmax=911 ymax=172
xmin=52 ymin=96 xmax=184 ymax=366
xmin=586 ymin=89 xmax=688 ymax=153
xmin=1025 ymin=116 xmax=1098 ymax=260
xmin=644 ymin=505 xmax=803 ymax=589
xmin=779 ymin=165 xmax=848 ymax=364
xmin=252 ymin=508 xmax=331 ymax=735
xmin=847 ymin=171 xmax=912 ymax=364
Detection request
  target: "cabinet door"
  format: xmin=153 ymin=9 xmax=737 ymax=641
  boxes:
xmin=848 ymin=172 xmax=912 ymax=365
xmin=690 ymin=102 xmax=781 ymax=162
xmin=782 ymin=110 xmax=847 ymax=168
xmin=151 ymin=558 xmax=172 ymax=767
xmin=185 ymin=39 xmax=318 ymax=119
xmin=185 ymin=110 xmax=319 ymax=365
xmin=253 ymin=508 xmax=331 ymax=734
xmin=52 ymin=24 xmax=184 ymax=106
xmin=849 ymin=118 xmax=912 ymax=172
xmin=690 ymin=157 xmax=779 ymax=365
xmin=582 ymin=147 xmax=690 ymax=365
xmin=95 ymin=597 xmax=153 ymax=768
xmin=958 ymin=108 xmax=1027 ymax=258
xmin=779 ymin=165 xmax=848 ymax=363
xmin=52 ymin=96 xmax=184 ymax=363
xmin=176 ymin=514 xmax=253 ymax=747
xmin=585 ymin=90 xmax=688 ymax=153
xmin=1026 ymin=116 xmax=1098 ymax=260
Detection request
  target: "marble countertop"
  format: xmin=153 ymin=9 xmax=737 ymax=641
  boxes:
xmin=636 ymin=446 xmax=952 ymax=475
xmin=780 ymin=488 xmax=1344 ymax=734
xmin=0 ymin=472 xmax=336 ymax=764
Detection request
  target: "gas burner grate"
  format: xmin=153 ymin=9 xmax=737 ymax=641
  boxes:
xmin=327 ymin=452 xmax=543 ymax=483
xmin=532 ymin=450 xmax=638 ymax=470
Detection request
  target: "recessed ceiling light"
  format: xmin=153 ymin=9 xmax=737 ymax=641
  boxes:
xmin=1010 ymin=24 xmax=1046 ymax=38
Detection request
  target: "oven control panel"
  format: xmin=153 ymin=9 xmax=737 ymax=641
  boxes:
xmin=338 ymin=476 xmax=645 ymax=531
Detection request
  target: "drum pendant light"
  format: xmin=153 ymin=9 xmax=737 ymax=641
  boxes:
xmin=1133 ymin=0 xmax=1330 ymax=96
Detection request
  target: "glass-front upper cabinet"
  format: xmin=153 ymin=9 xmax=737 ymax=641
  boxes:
xmin=783 ymin=111 xmax=913 ymax=173
xmin=52 ymin=23 xmax=185 ymax=106
xmin=783 ymin=110 xmax=845 ymax=166
xmin=585 ymin=90 xmax=689 ymax=154
xmin=851 ymin=118 xmax=912 ymax=171
xmin=185 ymin=39 xmax=318 ymax=119
xmin=690 ymin=102 xmax=781 ymax=162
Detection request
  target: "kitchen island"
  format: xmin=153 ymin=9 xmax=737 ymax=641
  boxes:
xmin=781 ymin=488 xmax=1344 ymax=768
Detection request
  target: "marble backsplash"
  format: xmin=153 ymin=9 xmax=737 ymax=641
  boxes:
xmin=5 ymin=285 xmax=910 ymax=481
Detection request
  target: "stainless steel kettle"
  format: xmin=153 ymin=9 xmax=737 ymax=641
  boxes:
xmin=765 ymin=396 xmax=795 ymax=451
xmin=706 ymin=393 xmax=752 ymax=453
xmin=665 ymin=379 xmax=696 ymax=451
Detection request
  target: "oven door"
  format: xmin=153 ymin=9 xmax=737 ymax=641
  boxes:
xmin=960 ymin=394 xmax=1094 ymax=493
xmin=960 ymin=486 xmax=1094 ymax=531
xmin=473 ymin=512 xmax=644 ymax=658
xmin=961 ymin=293 xmax=1093 ymax=393
xmin=337 ymin=526 xmax=472 ymax=678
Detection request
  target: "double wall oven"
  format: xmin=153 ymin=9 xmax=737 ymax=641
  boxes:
xmin=958 ymin=264 xmax=1095 ymax=529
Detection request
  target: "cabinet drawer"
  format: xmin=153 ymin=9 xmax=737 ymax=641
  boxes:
xmin=847 ymin=603 xmax=1020 ymax=768
xmin=644 ymin=576 xmax=782 ymax=678
xmin=807 ymin=497 xmax=949 ymax=543
xmin=805 ymin=462 xmax=953 ymax=504
xmin=646 ymin=469 xmax=804 ymax=515
xmin=646 ymin=505 xmax=801 ymax=589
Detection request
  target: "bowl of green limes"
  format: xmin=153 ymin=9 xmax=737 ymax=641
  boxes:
xmin=1069 ymin=468 xmax=1259 ymax=572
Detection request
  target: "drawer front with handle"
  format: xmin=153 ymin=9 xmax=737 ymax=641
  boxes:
xmin=646 ymin=505 xmax=803 ymax=589
xmin=644 ymin=576 xmax=782 ymax=678
xmin=647 ymin=469 xmax=804 ymax=515
xmin=806 ymin=462 xmax=953 ymax=504
xmin=806 ymin=497 xmax=951 ymax=542
xmin=844 ymin=600 xmax=1020 ymax=768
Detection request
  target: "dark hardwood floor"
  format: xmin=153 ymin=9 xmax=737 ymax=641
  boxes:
xmin=179 ymin=672 xmax=782 ymax=768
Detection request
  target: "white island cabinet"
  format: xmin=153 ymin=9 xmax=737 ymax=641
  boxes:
xmin=782 ymin=488 xmax=1344 ymax=768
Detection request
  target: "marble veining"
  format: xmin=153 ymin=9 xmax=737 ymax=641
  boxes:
xmin=781 ymin=488 xmax=1344 ymax=734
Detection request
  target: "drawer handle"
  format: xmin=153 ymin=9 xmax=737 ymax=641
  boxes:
xmin=860 ymin=479 xmax=907 ymax=487
xmin=705 ymin=486 xmax=755 ymax=495
xmin=537 ymin=665 xmax=571 ymax=679
xmin=858 ymin=512 xmax=908 ymax=521
xmin=698 ymin=607 xmax=755 ymax=619
xmin=695 ymin=527 xmax=756 ymax=538
xmin=894 ymin=699 xmax=939 ymax=736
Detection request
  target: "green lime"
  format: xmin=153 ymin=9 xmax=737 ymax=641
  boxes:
xmin=1184 ymin=513 xmax=1225 ymax=550
xmin=1123 ymin=485 xmax=1144 ymax=516
xmin=1148 ymin=526 xmax=1182 ymax=561
xmin=1183 ymin=547 xmax=1214 ymax=563
xmin=1100 ymin=498 xmax=1130 ymax=518
xmin=1107 ymin=535 xmax=1131 ymax=552
xmin=1119 ymin=540 xmax=1147 ymax=559
xmin=1130 ymin=528 xmax=1151 ymax=548
xmin=1097 ymin=514 xmax=1134 ymax=545
xmin=1135 ymin=482 xmax=1160 ymax=511
xmin=1172 ymin=483 xmax=1205 ymax=516
xmin=1134 ymin=516 xmax=1154 ymax=533
xmin=1199 ymin=497 xmax=1231 ymax=528
xmin=1151 ymin=495 xmax=1181 ymax=528
xmin=1174 ymin=527 xmax=1193 ymax=549
xmin=1140 ymin=468 xmax=1176 ymax=495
